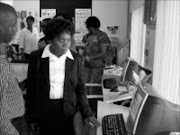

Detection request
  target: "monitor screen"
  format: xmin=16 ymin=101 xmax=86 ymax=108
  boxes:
xmin=120 ymin=57 xmax=152 ymax=85
xmin=120 ymin=57 xmax=140 ymax=85
xmin=126 ymin=82 xmax=148 ymax=134
xmin=126 ymin=82 xmax=180 ymax=135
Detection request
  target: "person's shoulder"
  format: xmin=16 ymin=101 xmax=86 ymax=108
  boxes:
xmin=83 ymin=33 xmax=91 ymax=38
xmin=21 ymin=27 xmax=27 ymax=33
xmin=98 ymin=30 xmax=110 ymax=41
xmin=31 ymin=48 xmax=44 ymax=57
xmin=38 ymin=37 xmax=46 ymax=42
xmin=70 ymin=50 xmax=83 ymax=60
xmin=33 ymin=27 xmax=39 ymax=33
xmin=33 ymin=27 xmax=38 ymax=31
xmin=99 ymin=30 xmax=108 ymax=36
xmin=70 ymin=50 xmax=79 ymax=57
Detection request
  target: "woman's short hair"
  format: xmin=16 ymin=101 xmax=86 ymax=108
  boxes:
xmin=26 ymin=16 xmax=35 ymax=22
xmin=85 ymin=16 xmax=101 ymax=29
xmin=54 ymin=12 xmax=72 ymax=22
xmin=44 ymin=18 xmax=74 ymax=41
xmin=42 ymin=18 xmax=51 ymax=23
xmin=41 ymin=18 xmax=51 ymax=27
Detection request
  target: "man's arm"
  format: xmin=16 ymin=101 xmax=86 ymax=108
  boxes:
xmin=0 ymin=66 xmax=19 ymax=135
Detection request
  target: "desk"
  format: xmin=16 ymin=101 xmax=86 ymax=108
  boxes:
xmin=102 ymin=69 xmax=133 ymax=103
xmin=97 ymin=101 xmax=130 ymax=135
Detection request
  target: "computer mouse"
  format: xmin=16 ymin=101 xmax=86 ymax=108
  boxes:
xmin=110 ymin=85 xmax=119 ymax=92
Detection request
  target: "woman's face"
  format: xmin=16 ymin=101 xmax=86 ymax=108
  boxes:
xmin=26 ymin=19 xmax=33 ymax=27
xmin=87 ymin=27 xmax=94 ymax=34
xmin=52 ymin=32 xmax=71 ymax=55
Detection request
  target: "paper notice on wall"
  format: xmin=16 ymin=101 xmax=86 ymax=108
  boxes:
xmin=41 ymin=9 xmax=56 ymax=20
xmin=75 ymin=9 xmax=91 ymax=33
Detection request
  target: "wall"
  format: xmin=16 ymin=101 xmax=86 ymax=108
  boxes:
xmin=1 ymin=0 xmax=40 ymax=21
xmin=13 ymin=0 xmax=40 ymax=30
xmin=0 ymin=0 xmax=13 ymax=5
xmin=130 ymin=0 xmax=144 ymax=13
xmin=92 ymin=0 xmax=128 ymax=43
xmin=9 ymin=0 xmax=128 ymax=44
xmin=40 ymin=0 xmax=91 ymax=18
xmin=13 ymin=0 xmax=39 ymax=14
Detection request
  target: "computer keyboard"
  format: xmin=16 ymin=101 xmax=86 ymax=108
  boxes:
xmin=102 ymin=113 xmax=128 ymax=135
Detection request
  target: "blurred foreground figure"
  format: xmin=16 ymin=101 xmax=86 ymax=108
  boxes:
xmin=0 ymin=2 xmax=25 ymax=135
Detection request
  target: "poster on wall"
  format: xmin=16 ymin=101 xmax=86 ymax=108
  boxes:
xmin=75 ymin=9 xmax=91 ymax=33
xmin=107 ymin=26 xmax=119 ymax=35
xmin=41 ymin=9 xmax=56 ymax=20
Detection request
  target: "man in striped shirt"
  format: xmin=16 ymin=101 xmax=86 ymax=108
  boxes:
xmin=0 ymin=2 xmax=25 ymax=135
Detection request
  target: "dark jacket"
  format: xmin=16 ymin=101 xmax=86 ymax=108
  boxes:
xmin=26 ymin=49 xmax=93 ymax=123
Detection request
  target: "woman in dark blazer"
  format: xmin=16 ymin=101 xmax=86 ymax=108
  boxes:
xmin=26 ymin=18 xmax=100 ymax=135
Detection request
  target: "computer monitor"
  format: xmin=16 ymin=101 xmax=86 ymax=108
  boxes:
xmin=120 ymin=57 xmax=152 ymax=85
xmin=126 ymin=82 xmax=180 ymax=135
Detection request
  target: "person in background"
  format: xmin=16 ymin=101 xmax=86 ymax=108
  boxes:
xmin=82 ymin=16 xmax=111 ymax=83
xmin=9 ymin=21 xmax=26 ymax=60
xmin=54 ymin=12 xmax=77 ymax=52
xmin=38 ymin=18 xmax=51 ymax=49
xmin=19 ymin=15 xmax=39 ymax=60
xmin=0 ymin=2 xmax=25 ymax=135
xmin=26 ymin=18 xmax=100 ymax=135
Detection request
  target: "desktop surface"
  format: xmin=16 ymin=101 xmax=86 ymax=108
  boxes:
xmin=102 ymin=69 xmax=133 ymax=103
xmin=103 ymin=85 xmax=133 ymax=103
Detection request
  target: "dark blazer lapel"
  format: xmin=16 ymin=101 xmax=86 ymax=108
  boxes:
xmin=64 ymin=57 xmax=75 ymax=97
xmin=65 ymin=57 xmax=74 ymax=81
xmin=40 ymin=57 xmax=50 ymax=87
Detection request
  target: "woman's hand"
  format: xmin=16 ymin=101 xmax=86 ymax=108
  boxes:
xmin=85 ymin=116 xmax=100 ymax=129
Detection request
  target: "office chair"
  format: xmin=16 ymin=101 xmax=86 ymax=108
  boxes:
xmin=85 ymin=83 xmax=103 ymax=99
xmin=85 ymin=83 xmax=103 ymax=118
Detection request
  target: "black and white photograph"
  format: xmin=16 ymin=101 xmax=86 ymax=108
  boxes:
xmin=0 ymin=0 xmax=179 ymax=135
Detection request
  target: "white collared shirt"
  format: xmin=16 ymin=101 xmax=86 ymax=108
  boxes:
xmin=19 ymin=27 xmax=39 ymax=54
xmin=42 ymin=44 xmax=74 ymax=99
